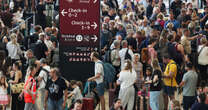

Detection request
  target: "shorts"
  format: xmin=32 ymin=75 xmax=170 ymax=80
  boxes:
xmin=96 ymin=83 xmax=105 ymax=96
xmin=163 ymin=86 xmax=176 ymax=96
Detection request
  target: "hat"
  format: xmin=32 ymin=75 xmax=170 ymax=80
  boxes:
xmin=40 ymin=58 xmax=47 ymax=64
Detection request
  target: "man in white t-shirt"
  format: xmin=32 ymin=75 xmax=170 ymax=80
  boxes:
xmin=88 ymin=52 xmax=105 ymax=110
xmin=119 ymin=40 xmax=134 ymax=70
xmin=36 ymin=58 xmax=50 ymax=110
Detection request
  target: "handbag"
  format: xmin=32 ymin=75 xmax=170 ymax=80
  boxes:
xmin=10 ymin=82 xmax=24 ymax=94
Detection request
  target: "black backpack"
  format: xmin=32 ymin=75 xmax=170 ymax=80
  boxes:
xmin=125 ymin=49 xmax=132 ymax=60
xmin=103 ymin=48 xmax=115 ymax=63
xmin=167 ymin=42 xmax=183 ymax=65
xmin=41 ymin=68 xmax=50 ymax=83
xmin=29 ymin=41 xmax=41 ymax=54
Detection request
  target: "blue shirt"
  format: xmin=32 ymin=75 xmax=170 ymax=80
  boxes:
xmin=164 ymin=20 xmax=180 ymax=30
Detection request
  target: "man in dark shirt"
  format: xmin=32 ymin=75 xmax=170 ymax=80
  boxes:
xmin=191 ymin=93 xmax=208 ymax=110
xmin=201 ymin=24 xmax=208 ymax=40
xmin=200 ymin=6 xmax=208 ymax=29
xmin=126 ymin=30 xmax=137 ymax=52
xmin=170 ymin=0 xmax=183 ymax=19
xmin=44 ymin=67 xmax=68 ymax=110
xmin=24 ymin=25 xmax=42 ymax=49
xmin=33 ymin=33 xmax=48 ymax=60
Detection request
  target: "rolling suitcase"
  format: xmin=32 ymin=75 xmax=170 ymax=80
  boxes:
xmin=109 ymin=89 xmax=116 ymax=108
xmin=82 ymin=98 xmax=94 ymax=110
xmin=82 ymin=82 xmax=96 ymax=110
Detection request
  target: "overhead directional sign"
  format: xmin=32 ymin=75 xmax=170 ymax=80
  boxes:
xmin=60 ymin=0 xmax=100 ymax=81
xmin=60 ymin=0 xmax=100 ymax=38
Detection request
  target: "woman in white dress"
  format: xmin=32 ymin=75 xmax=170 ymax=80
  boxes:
xmin=117 ymin=59 xmax=136 ymax=110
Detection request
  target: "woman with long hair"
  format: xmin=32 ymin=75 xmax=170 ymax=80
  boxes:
xmin=117 ymin=60 xmax=136 ymax=110
xmin=8 ymin=61 xmax=24 ymax=110
xmin=147 ymin=59 xmax=163 ymax=110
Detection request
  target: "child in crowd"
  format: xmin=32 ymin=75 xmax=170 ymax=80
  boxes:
xmin=144 ymin=67 xmax=152 ymax=88
xmin=67 ymin=80 xmax=83 ymax=109
xmin=138 ymin=67 xmax=152 ymax=110
xmin=0 ymin=76 xmax=9 ymax=110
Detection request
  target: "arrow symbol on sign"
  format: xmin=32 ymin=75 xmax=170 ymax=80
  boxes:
xmin=91 ymin=22 xmax=97 ymax=30
xmin=61 ymin=9 xmax=68 ymax=16
xmin=93 ymin=0 xmax=97 ymax=3
xmin=91 ymin=35 xmax=97 ymax=42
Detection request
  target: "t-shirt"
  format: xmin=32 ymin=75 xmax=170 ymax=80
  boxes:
xmin=34 ymin=40 xmax=48 ymax=60
xmin=150 ymin=69 xmax=162 ymax=91
xmin=119 ymin=48 xmax=134 ymax=70
xmin=181 ymin=36 xmax=191 ymax=54
xmin=45 ymin=77 xmax=67 ymax=101
xmin=38 ymin=65 xmax=50 ymax=89
xmin=182 ymin=70 xmax=198 ymax=96
xmin=72 ymin=87 xmax=83 ymax=100
xmin=163 ymin=60 xmax=177 ymax=87
xmin=198 ymin=45 xmax=208 ymax=65
xmin=94 ymin=61 xmax=104 ymax=84
xmin=118 ymin=70 xmax=136 ymax=89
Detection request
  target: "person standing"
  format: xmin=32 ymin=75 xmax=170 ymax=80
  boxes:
xmin=162 ymin=55 xmax=178 ymax=110
xmin=119 ymin=40 xmax=134 ymax=70
xmin=9 ymin=61 xmax=24 ymax=110
xmin=44 ymin=67 xmax=68 ymax=110
xmin=117 ymin=60 xmax=136 ymax=110
xmin=88 ymin=52 xmax=105 ymax=110
xmin=198 ymin=37 xmax=208 ymax=83
xmin=36 ymin=58 xmax=50 ymax=110
xmin=6 ymin=33 xmax=22 ymax=64
xmin=179 ymin=63 xmax=198 ymax=110
xmin=111 ymin=40 xmax=121 ymax=89
xmin=23 ymin=65 xmax=38 ymax=110
xmin=148 ymin=59 xmax=162 ymax=110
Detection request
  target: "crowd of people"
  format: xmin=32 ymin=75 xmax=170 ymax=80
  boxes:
xmin=0 ymin=0 xmax=208 ymax=110
xmin=96 ymin=0 xmax=208 ymax=110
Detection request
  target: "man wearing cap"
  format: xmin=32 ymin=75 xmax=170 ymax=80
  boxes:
xmin=36 ymin=58 xmax=50 ymax=109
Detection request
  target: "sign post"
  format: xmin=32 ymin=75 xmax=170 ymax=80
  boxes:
xmin=59 ymin=0 xmax=100 ymax=81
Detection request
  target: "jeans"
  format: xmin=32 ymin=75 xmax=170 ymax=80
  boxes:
xmin=36 ymin=88 xmax=46 ymax=110
xmin=96 ymin=83 xmax=105 ymax=96
xmin=48 ymin=98 xmax=63 ymax=110
xmin=183 ymin=96 xmax=196 ymax=110
xmin=24 ymin=103 xmax=38 ymax=110
xmin=150 ymin=91 xmax=161 ymax=110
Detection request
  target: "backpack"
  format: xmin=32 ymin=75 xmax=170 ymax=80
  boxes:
xmin=167 ymin=42 xmax=183 ymax=65
xmin=125 ymin=49 xmax=132 ymax=60
xmin=29 ymin=41 xmax=41 ymax=54
xmin=141 ymin=48 xmax=149 ymax=63
xmin=98 ymin=61 xmax=116 ymax=88
xmin=103 ymin=48 xmax=115 ymax=63
xmin=41 ymin=68 xmax=50 ymax=83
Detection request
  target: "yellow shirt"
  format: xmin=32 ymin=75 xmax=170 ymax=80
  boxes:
xmin=163 ymin=60 xmax=178 ymax=87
